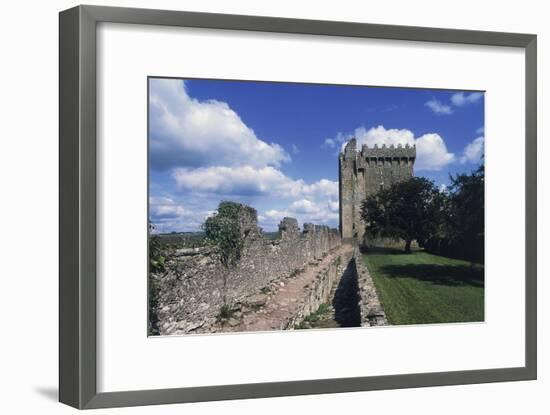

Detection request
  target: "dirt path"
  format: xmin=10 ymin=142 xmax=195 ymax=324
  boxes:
xmin=234 ymin=244 xmax=353 ymax=332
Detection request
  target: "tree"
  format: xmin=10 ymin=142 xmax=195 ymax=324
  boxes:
xmin=202 ymin=201 xmax=256 ymax=302
xmin=418 ymin=163 xmax=484 ymax=263
xmin=360 ymin=177 xmax=447 ymax=252
xmin=447 ymin=164 xmax=485 ymax=262
xmin=202 ymin=201 xmax=255 ymax=268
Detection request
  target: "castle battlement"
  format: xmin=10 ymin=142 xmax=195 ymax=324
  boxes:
xmin=360 ymin=143 xmax=416 ymax=159
xmin=339 ymin=138 xmax=415 ymax=241
xmin=341 ymin=139 xmax=416 ymax=160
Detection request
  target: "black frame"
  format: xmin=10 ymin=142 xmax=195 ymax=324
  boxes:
xmin=59 ymin=5 xmax=537 ymax=409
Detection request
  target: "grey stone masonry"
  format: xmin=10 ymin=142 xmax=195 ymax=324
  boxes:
xmin=354 ymin=247 xmax=387 ymax=326
xmin=339 ymin=138 xmax=415 ymax=242
xmin=153 ymin=207 xmax=341 ymax=335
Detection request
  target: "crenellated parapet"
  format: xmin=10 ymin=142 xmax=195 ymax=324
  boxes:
xmin=279 ymin=217 xmax=300 ymax=239
xmin=360 ymin=143 xmax=416 ymax=159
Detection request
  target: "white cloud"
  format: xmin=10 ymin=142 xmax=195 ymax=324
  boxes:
xmin=149 ymin=196 xmax=188 ymax=219
xmin=291 ymin=144 xmax=300 ymax=155
xmin=170 ymin=164 xmax=340 ymax=230
xmin=415 ymin=133 xmax=456 ymax=170
xmin=425 ymin=99 xmax=453 ymax=115
xmin=149 ymin=78 xmax=290 ymax=169
xmin=149 ymin=196 xmax=213 ymax=233
xmin=336 ymin=125 xmax=455 ymax=171
xmin=289 ymin=199 xmax=318 ymax=214
xmin=260 ymin=198 xmax=339 ymax=230
xmin=476 ymin=126 xmax=485 ymax=135
xmin=328 ymin=200 xmax=339 ymax=213
xmin=289 ymin=199 xmax=338 ymax=223
xmin=425 ymin=92 xmax=483 ymax=116
xmin=459 ymin=136 xmax=485 ymax=164
xmin=172 ymin=165 xmax=338 ymax=199
xmin=263 ymin=209 xmax=288 ymax=220
xmin=321 ymin=138 xmax=336 ymax=149
xmin=301 ymin=179 xmax=339 ymax=199
xmin=450 ymin=92 xmax=483 ymax=107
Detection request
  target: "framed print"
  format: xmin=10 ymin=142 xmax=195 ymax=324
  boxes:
xmin=59 ymin=5 xmax=537 ymax=409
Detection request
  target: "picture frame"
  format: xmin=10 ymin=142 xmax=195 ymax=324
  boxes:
xmin=59 ymin=4 xmax=537 ymax=409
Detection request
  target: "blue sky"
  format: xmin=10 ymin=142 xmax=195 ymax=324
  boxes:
xmin=149 ymin=78 xmax=484 ymax=233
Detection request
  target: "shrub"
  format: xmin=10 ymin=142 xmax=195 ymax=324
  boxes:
xmin=203 ymin=201 xmax=256 ymax=268
xmin=217 ymin=303 xmax=235 ymax=320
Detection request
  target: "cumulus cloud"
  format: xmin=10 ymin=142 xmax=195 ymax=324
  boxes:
xmin=149 ymin=78 xmax=290 ymax=170
xmin=451 ymin=92 xmax=483 ymax=107
xmin=289 ymin=199 xmax=319 ymax=214
xmin=149 ymin=196 xmax=214 ymax=233
xmin=425 ymin=99 xmax=453 ymax=115
xmin=172 ymin=165 xmax=338 ymax=199
xmin=425 ymin=92 xmax=483 ymax=115
xmin=149 ymin=77 xmax=340 ymax=231
xmin=321 ymin=138 xmax=337 ymax=149
xmin=415 ymin=133 xmax=456 ymax=170
xmin=328 ymin=200 xmax=339 ymax=213
xmin=459 ymin=136 xmax=484 ymax=164
xmin=149 ymin=196 xmax=188 ymax=219
xmin=169 ymin=164 xmax=340 ymax=230
xmin=260 ymin=198 xmax=339 ymax=230
xmin=333 ymin=125 xmax=455 ymax=171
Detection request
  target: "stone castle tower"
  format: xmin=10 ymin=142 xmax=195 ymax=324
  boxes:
xmin=339 ymin=138 xmax=416 ymax=242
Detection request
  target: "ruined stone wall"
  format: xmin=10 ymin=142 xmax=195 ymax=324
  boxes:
xmin=286 ymin=249 xmax=353 ymax=329
xmin=153 ymin=216 xmax=341 ymax=335
xmin=354 ymin=248 xmax=387 ymax=326
xmin=339 ymin=138 xmax=415 ymax=242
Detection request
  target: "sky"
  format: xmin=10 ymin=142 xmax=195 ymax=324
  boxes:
xmin=149 ymin=77 xmax=484 ymax=233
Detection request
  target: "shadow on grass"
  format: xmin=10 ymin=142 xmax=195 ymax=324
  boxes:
xmin=379 ymin=263 xmax=484 ymax=288
xmin=362 ymin=246 xmax=416 ymax=255
xmin=332 ymin=258 xmax=361 ymax=327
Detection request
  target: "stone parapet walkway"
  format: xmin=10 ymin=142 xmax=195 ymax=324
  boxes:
xmin=218 ymin=244 xmax=354 ymax=333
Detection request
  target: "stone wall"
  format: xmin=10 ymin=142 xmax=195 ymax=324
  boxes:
xmin=354 ymin=248 xmax=387 ymax=326
xmin=339 ymin=138 xmax=416 ymax=242
xmin=152 ymin=213 xmax=341 ymax=335
xmin=286 ymin=249 xmax=353 ymax=329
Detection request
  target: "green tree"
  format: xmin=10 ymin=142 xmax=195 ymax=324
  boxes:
xmin=448 ymin=164 xmax=485 ymax=262
xmin=419 ymin=163 xmax=484 ymax=263
xmin=202 ymin=201 xmax=253 ymax=268
xmin=361 ymin=177 xmax=447 ymax=252
xmin=202 ymin=201 xmax=256 ymax=302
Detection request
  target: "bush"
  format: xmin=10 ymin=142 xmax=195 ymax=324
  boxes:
xmin=217 ymin=303 xmax=235 ymax=320
xmin=202 ymin=201 xmax=256 ymax=268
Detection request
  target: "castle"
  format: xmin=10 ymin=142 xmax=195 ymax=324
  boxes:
xmin=338 ymin=138 xmax=416 ymax=242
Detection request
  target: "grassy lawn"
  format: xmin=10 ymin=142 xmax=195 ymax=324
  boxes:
xmin=363 ymin=247 xmax=484 ymax=325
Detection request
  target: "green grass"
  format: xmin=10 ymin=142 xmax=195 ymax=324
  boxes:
xmin=363 ymin=247 xmax=484 ymax=325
